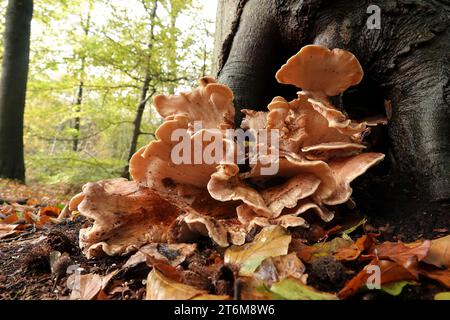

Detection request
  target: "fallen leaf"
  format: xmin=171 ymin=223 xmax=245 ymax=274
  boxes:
xmin=254 ymin=253 xmax=307 ymax=284
xmin=434 ymin=292 xmax=450 ymax=300
xmin=334 ymin=234 xmax=376 ymax=261
xmin=367 ymin=240 xmax=431 ymax=277
xmin=238 ymin=277 xmax=279 ymax=300
xmin=377 ymin=260 xmax=417 ymax=284
xmin=224 ymin=226 xmax=291 ymax=276
xmin=21 ymin=211 xmax=36 ymax=224
xmin=1 ymin=212 xmax=20 ymax=224
xmin=123 ymin=243 xmax=197 ymax=269
xmin=68 ymin=274 xmax=101 ymax=300
xmin=423 ymin=235 xmax=450 ymax=268
xmin=146 ymin=269 xmax=206 ymax=300
xmin=149 ymin=259 xmax=184 ymax=282
xmin=380 ymin=281 xmax=418 ymax=296
xmin=96 ymin=290 xmax=111 ymax=300
xmin=39 ymin=206 xmax=61 ymax=218
xmin=338 ymin=265 xmax=372 ymax=299
xmin=292 ymin=237 xmax=354 ymax=263
xmin=253 ymin=258 xmax=278 ymax=284
xmin=292 ymin=241 xmax=316 ymax=262
xmin=313 ymin=237 xmax=353 ymax=257
xmin=270 ymin=277 xmax=338 ymax=300
xmin=338 ymin=259 xmax=416 ymax=299
xmin=69 ymin=270 xmax=118 ymax=300
xmin=0 ymin=224 xmax=19 ymax=239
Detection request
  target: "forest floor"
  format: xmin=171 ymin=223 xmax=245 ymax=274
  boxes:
xmin=0 ymin=179 xmax=449 ymax=300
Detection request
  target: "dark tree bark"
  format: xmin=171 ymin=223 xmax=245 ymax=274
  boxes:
xmin=72 ymin=77 xmax=84 ymax=152
xmin=215 ymin=0 xmax=450 ymax=237
xmin=122 ymin=75 xmax=153 ymax=179
xmin=73 ymin=6 xmax=91 ymax=152
xmin=122 ymin=0 xmax=158 ymax=179
xmin=0 ymin=0 xmax=33 ymax=182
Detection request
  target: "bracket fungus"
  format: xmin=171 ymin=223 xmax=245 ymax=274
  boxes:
xmin=69 ymin=45 xmax=385 ymax=257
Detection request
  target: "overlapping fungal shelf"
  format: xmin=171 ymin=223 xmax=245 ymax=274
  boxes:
xmin=69 ymin=45 xmax=386 ymax=258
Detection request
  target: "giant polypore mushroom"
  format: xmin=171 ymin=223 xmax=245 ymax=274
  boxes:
xmin=69 ymin=45 xmax=386 ymax=257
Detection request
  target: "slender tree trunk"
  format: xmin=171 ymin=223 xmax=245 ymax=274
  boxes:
xmin=122 ymin=75 xmax=151 ymax=178
xmin=0 ymin=0 xmax=33 ymax=182
xmin=122 ymin=0 xmax=158 ymax=178
xmin=201 ymin=40 xmax=208 ymax=77
xmin=73 ymin=4 xmax=92 ymax=152
xmin=167 ymin=3 xmax=178 ymax=95
xmin=73 ymin=75 xmax=84 ymax=152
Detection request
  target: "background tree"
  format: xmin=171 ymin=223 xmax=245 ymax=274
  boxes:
xmin=0 ymin=0 xmax=34 ymax=182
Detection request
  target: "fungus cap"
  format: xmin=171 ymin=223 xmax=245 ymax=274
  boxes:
xmin=276 ymin=45 xmax=364 ymax=96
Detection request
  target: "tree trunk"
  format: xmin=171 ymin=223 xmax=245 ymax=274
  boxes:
xmin=122 ymin=0 xmax=158 ymax=178
xmin=0 ymin=0 xmax=33 ymax=182
xmin=72 ymin=77 xmax=84 ymax=152
xmin=73 ymin=4 xmax=92 ymax=152
xmin=214 ymin=0 xmax=450 ymax=237
xmin=167 ymin=4 xmax=178 ymax=95
xmin=122 ymin=76 xmax=152 ymax=178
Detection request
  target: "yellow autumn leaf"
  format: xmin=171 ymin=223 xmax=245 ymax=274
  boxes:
xmin=224 ymin=225 xmax=292 ymax=276
xmin=270 ymin=277 xmax=338 ymax=300
xmin=435 ymin=292 xmax=450 ymax=300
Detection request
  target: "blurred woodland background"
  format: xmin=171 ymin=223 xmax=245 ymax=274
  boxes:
xmin=0 ymin=0 xmax=216 ymax=185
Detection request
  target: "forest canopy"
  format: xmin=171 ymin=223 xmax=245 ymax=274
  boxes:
xmin=0 ymin=0 xmax=215 ymax=184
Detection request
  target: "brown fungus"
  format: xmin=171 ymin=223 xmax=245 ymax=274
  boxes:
xmin=69 ymin=45 xmax=385 ymax=257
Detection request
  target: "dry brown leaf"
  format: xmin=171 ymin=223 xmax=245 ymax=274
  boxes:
xmin=38 ymin=206 xmax=61 ymax=218
xmin=123 ymin=243 xmax=197 ymax=269
xmin=290 ymin=240 xmax=316 ymax=262
xmin=96 ymin=290 xmax=111 ymax=300
xmin=69 ymin=270 xmax=118 ymax=300
xmin=0 ymin=224 xmax=19 ymax=239
xmin=295 ymin=237 xmax=353 ymax=263
xmin=423 ymin=235 xmax=450 ymax=268
xmin=254 ymin=253 xmax=307 ymax=285
xmin=334 ymin=234 xmax=376 ymax=261
xmin=1 ymin=212 xmax=20 ymax=224
xmin=338 ymin=259 xmax=416 ymax=299
xmin=367 ymin=240 xmax=431 ymax=277
xmin=146 ymin=269 xmax=207 ymax=300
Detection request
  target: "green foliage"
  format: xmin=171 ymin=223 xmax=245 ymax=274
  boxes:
xmin=0 ymin=0 xmax=6 ymax=60
xmin=26 ymin=152 xmax=123 ymax=184
xmin=7 ymin=0 xmax=215 ymax=184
